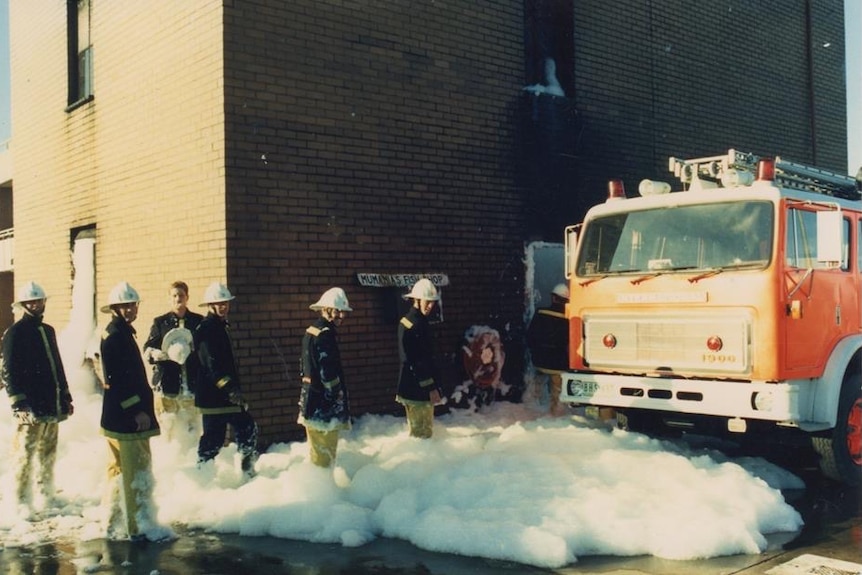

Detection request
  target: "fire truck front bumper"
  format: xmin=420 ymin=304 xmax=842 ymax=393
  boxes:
xmin=560 ymin=372 xmax=827 ymax=431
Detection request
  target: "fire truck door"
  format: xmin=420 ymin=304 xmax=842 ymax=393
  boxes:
xmin=783 ymin=209 xmax=853 ymax=371
xmin=784 ymin=270 xmax=848 ymax=370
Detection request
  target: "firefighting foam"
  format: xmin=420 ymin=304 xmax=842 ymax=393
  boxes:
xmin=0 ymin=369 xmax=804 ymax=568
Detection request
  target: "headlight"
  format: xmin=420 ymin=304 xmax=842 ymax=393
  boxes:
xmin=752 ymin=391 xmax=773 ymax=412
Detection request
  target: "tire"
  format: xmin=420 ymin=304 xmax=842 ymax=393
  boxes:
xmin=812 ymin=370 xmax=862 ymax=486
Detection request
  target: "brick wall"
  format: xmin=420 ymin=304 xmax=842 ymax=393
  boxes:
xmin=567 ymin=0 xmax=848 ymax=222
xmin=9 ymin=0 xmax=228 ymax=334
xmin=222 ymin=1 xmax=528 ymax=443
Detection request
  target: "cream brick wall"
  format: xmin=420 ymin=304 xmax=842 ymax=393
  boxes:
xmin=10 ymin=0 xmax=227 ymax=328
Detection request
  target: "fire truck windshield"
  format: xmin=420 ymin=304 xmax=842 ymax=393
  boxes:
xmin=577 ymin=201 xmax=774 ymax=276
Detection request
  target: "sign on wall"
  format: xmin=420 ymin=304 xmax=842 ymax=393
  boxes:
xmin=356 ymin=273 xmax=450 ymax=288
xmin=356 ymin=273 xmax=449 ymax=324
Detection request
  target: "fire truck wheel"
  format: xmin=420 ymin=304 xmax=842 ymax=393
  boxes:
xmin=812 ymin=371 xmax=862 ymax=487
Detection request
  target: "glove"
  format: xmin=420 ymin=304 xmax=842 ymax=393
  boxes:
xmin=228 ymin=391 xmax=249 ymax=411
xmin=145 ymin=348 xmax=169 ymax=363
xmin=429 ymin=388 xmax=443 ymax=406
xmin=13 ymin=408 xmax=36 ymax=425
xmin=133 ymin=411 xmax=152 ymax=432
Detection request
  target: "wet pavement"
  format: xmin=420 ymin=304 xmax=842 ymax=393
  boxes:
xmin=1 ymin=446 xmax=859 ymax=575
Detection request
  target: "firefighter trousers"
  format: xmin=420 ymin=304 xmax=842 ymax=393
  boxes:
xmin=549 ymin=373 xmax=563 ymax=416
xmin=402 ymin=402 xmax=434 ymax=438
xmin=104 ymin=437 xmax=155 ymax=538
xmin=12 ymin=421 xmax=58 ymax=507
xmin=537 ymin=369 xmax=564 ymax=416
xmin=155 ymin=394 xmax=200 ymax=442
xmin=305 ymin=427 xmax=340 ymax=468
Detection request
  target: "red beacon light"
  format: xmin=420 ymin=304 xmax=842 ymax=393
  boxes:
xmin=607 ymin=180 xmax=626 ymax=201
xmin=756 ymin=159 xmax=776 ymax=183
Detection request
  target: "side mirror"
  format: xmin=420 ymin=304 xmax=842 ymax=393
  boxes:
xmin=565 ymin=224 xmax=580 ymax=279
xmin=816 ymin=209 xmax=843 ymax=268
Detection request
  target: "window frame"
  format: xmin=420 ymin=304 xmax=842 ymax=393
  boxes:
xmin=66 ymin=0 xmax=94 ymax=111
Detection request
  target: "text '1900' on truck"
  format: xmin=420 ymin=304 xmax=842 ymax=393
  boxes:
xmin=561 ymin=149 xmax=862 ymax=486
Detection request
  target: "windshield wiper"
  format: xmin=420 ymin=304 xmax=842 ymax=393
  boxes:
xmin=579 ymin=275 xmax=607 ymax=287
xmin=579 ymin=268 xmax=641 ymax=286
xmin=687 ymin=261 xmax=768 ymax=283
xmin=687 ymin=268 xmax=722 ymax=283
xmin=630 ymin=266 xmax=698 ymax=285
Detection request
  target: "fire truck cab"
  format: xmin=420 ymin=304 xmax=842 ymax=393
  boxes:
xmin=561 ymin=149 xmax=862 ymax=486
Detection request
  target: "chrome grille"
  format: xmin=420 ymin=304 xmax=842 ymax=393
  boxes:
xmin=583 ymin=313 xmax=750 ymax=374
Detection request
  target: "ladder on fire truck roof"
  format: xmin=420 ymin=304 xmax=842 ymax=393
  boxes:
xmin=668 ymin=149 xmax=862 ymax=201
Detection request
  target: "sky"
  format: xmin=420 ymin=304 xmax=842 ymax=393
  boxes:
xmin=0 ymin=262 xmax=809 ymax=571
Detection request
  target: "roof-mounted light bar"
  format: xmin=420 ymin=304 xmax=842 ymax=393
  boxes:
xmin=667 ymin=149 xmax=861 ymax=200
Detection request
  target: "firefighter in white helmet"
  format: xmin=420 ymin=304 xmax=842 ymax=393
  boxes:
xmin=98 ymin=281 xmax=164 ymax=540
xmin=1 ymin=281 xmax=74 ymax=520
xmin=396 ymin=278 xmax=443 ymax=438
xmin=299 ymin=287 xmax=353 ymax=467
xmin=526 ymin=283 xmax=569 ymax=416
xmin=194 ymin=282 xmax=259 ymax=477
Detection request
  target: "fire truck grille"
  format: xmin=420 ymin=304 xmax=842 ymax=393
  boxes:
xmin=583 ymin=314 xmax=750 ymax=375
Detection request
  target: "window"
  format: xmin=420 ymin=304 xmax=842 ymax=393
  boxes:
xmin=524 ymin=0 xmax=574 ymax=96
xmin=785 ymin=208 xmax=849 ymax=271
xmin=577 ymin=201 xmax=773 ymax=275
xmin=66 ymin=0 xmax=93 ymax=109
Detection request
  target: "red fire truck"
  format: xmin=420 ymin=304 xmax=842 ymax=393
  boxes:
xmin=560 ymin=149 xmax=861 ymax=486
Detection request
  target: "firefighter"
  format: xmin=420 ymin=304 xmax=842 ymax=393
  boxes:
xmin=1 ymin=281 xmax=74 ymax=519
xmin=396 ymin=278 xmax=443 ymax=438
xmin=298 ymin=287 xmax=352 ymax=467
xmin=99 ymin=281 xmax=161 ymax=540
xmin=143 ymin=280 xmax=204 ymax=441
xmin=526 ymin=283 xmax=569 ymax=416
xmin=194 ymin=282 xmax=258 ymax=477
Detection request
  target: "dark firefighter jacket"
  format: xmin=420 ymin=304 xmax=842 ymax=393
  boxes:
xmin=396 ymin=306 xmax=440 ymax=402
xmin=143 ymin=310 xmax=203 ymax=396
xmin=194 ymin=312 xmax=243 ymax=415
xmin=1 ymin=312 xmax=73 ymax=420
xmin=298 ymin=317 xmax=350 ymax=430
xmin=526 ymin=302 xmax=569 ymax=372
xmin=100 ymin=315 xmax=160 ymax=440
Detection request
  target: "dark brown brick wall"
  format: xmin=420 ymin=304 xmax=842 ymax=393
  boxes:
xmin=223 ymin=1 xmax=527 ymax=444
xmin=568 ymin=0 xmax=847 ymax=217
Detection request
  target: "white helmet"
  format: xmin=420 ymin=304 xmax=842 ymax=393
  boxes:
xmin=14 ymin=281 xmax=47 ymax=305
xmin=551 ymin=283 xmax=570 ymax=300
xmin=100 ymin=281 xmax=141 ymax=313
xmin=199 ymin=282 xmax=235 ymax=306
xmin=310 ymin=287 xmax=352 ymax=311
xmin=403 ymin=278 xmax=439 ymax=301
